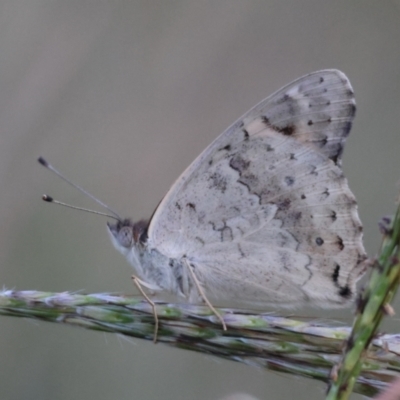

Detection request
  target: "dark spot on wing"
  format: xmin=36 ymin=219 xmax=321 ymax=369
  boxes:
xmin=301 ymin=194 xmax=306 ymax=200
xmin=262 ymin=116 xmax=270 ymax=124
xmin=220 ymin=144 xmax=231 ymax=152
xmin=289 ymin=153 xmax=296 ymax=160
xmin=307 ymin=120 xmax=313 ymax=126
xmin=278 ymin=124 xmax=295 ymax=136
xmin=319 ymin=77 xmax=324 ymax=83
xmin=336 ymin=236 xmax=344 ymax=251
xmin=339 ymin=285 xmax=352 ymax=299
xmin=229 ymin=154 xmax=250 ymax=174
xmin=318 ymin=136 xmax=328 ymax=147
xmin=277 ymin=198 xmax=291 ymax=211
xmin=315 ymin=237 xmax=324 ymax=246
xmin=330 ymin=210 xmax=337 ymax=221
xmin=284 ymin=176 xmax=295 ymax=186
xmin=331 ymin=263 xmax=353 ymax=300
xmin=243 ymin=129 xmax=249 ymax=140
xmin=187 ymin=202 xmax=196 ymax=211
xmin=331 ymin=143 xmax=343 ymax=165
xmin=322 ymin=188 xmax=330 ymax=198
xmin=175 ymin=202 xmax=181 ymax=210
xmin=332 ymin=264 xmax=340 ymax=283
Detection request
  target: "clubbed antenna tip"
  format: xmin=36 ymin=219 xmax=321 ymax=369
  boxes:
xmin=42 ymin=195 xmax=53 ymax=202
xmin=38 ymin=157 xmax=48 ymax=167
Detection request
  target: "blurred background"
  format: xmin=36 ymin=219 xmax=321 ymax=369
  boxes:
xmin=0 ymin=1 xmax=399 ymax=399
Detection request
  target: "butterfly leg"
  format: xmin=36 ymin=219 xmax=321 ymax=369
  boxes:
xmin=131 ymin=275 xmax=159 ymax=343
xmin=183 ymin=258 xmax=227 ymax=331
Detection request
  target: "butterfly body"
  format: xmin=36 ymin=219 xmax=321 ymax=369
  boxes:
xmin=108 ymin=70 xmax=367 ymax=309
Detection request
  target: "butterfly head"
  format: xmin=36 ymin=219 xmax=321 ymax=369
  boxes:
xmin=107 ymin=218 xmax=148 ymax=254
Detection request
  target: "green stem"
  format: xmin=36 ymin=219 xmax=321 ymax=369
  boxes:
xmin=0 ymin=288 xmax=399 ymax=397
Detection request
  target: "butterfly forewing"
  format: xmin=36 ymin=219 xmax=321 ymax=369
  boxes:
xmin=147 ymin=70 xmax=366 ymax=307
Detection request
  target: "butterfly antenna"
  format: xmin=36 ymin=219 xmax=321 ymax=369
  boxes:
xmin=42 ymin=195 xmax=120 ymax=220
xmin=38 ymin=157 xmax=121 ymax=220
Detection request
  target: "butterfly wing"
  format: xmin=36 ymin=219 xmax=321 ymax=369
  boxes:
xmin=147 ymin=70 xmax=367 ymax=307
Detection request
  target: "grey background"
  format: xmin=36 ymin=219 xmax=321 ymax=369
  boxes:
xmin=1 ymin=1 xmax=399 ymax=399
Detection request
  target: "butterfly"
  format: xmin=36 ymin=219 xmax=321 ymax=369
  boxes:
xmin=105 ymin=70 xmax=367 ymax=332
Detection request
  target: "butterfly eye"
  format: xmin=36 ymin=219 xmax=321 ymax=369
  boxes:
xmin=117 ymin=226 xmax=133 ymax=248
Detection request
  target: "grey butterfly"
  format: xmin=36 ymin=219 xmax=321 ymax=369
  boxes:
xmin=108 ymin=70 xmax=367 ymax=314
